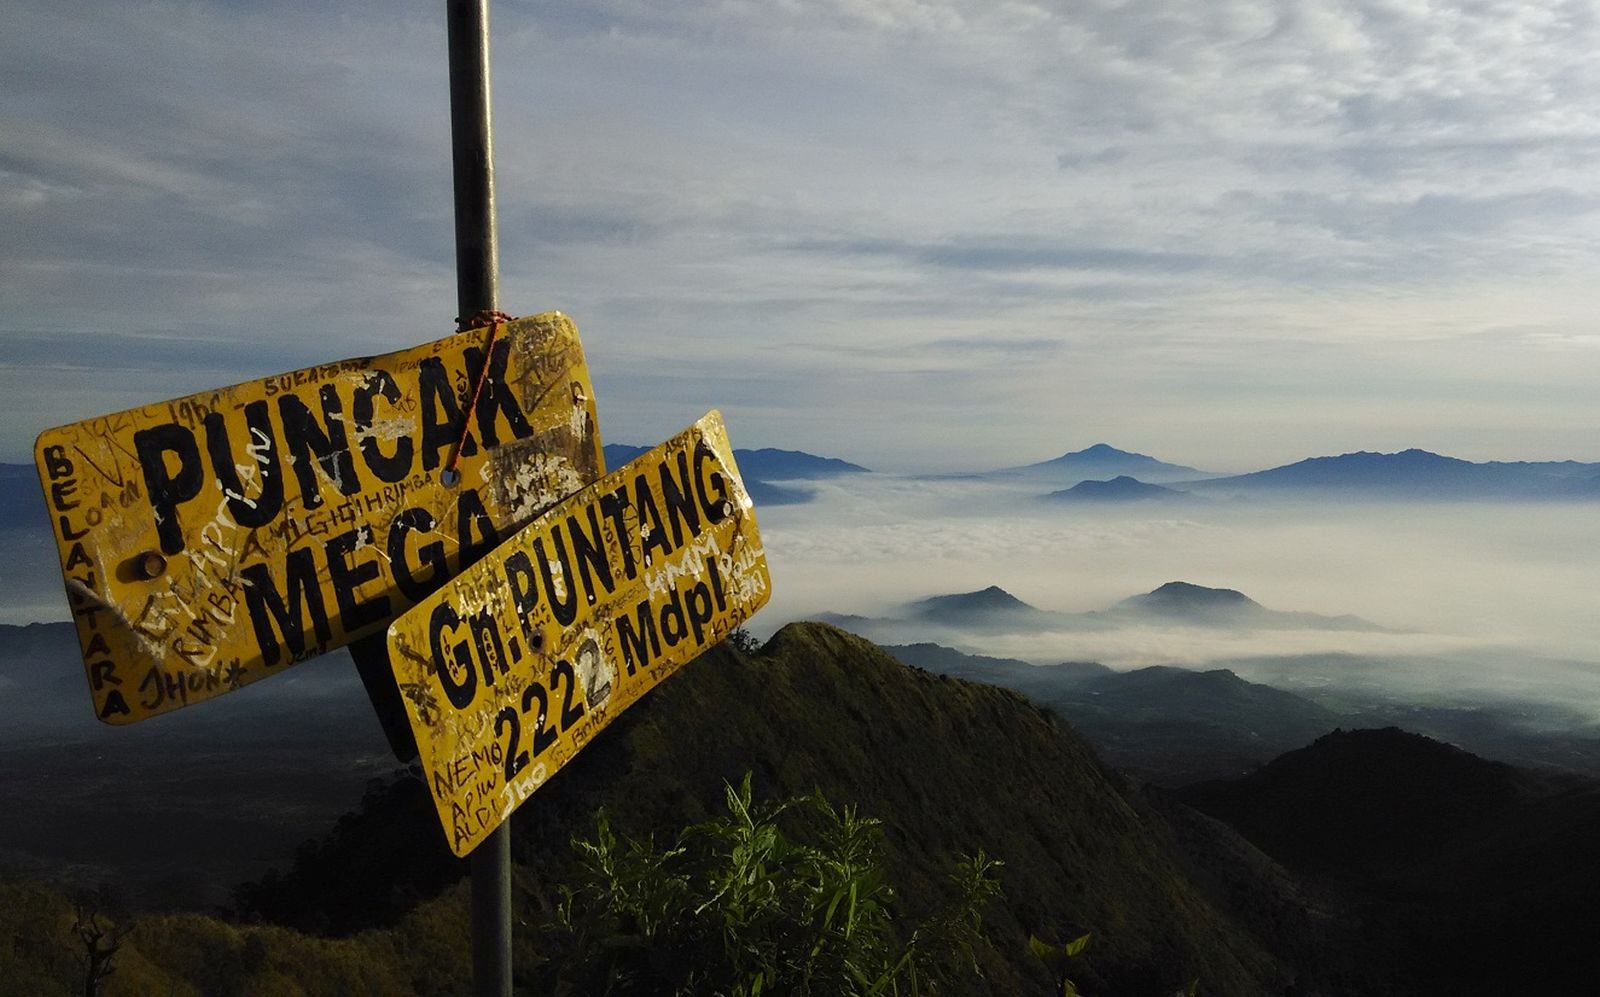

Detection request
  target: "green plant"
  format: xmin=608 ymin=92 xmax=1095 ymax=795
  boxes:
xmin=534 ymin=773 xmax=1002 ymax=996
xmin=1028 ymin=931 xmax=1090 ymax=997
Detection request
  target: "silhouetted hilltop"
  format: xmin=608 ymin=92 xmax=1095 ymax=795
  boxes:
xmin=998 ymin=443 xmax=1210 ymax=484
xmin=1179 ymin=727 xmax=1538 ymax=874
xmin=1046 ymin=475 xmax=1193 ymax=502
xmin=1108 ymin=582 xmax=1383 ymax=631
xmin=903 ymin=584 xmax=1041 ymax=621
xmin=1178 ymin=728 xmax=1600 ymax=994
xmin=1120 ymin=581 xmax=1259 ymax=614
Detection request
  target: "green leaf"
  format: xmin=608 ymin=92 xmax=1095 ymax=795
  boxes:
xmin=1027 ymin=935 xmax=1057 ymax=963
xmin=1064 ymin=932 xmax=1091 ymax=958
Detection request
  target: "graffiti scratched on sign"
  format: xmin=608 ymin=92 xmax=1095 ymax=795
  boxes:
xmin=34 ymin=312 xmax=602 ymax=725
xmin=387 ymin=411 xmax=770 ymax=857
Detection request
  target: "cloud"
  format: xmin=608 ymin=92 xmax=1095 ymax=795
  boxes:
xmin=2 ymin=0 xmax=1599 ymax=470
xmin=752 ymin=476 xmax=1600 ymax=712
xmin=786 ymin=237 xmax=1210 ymax=275
xmin=1220 ymin=187 xmax=1600 ymax=243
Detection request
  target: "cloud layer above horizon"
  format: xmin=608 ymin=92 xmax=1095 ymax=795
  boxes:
xmin=3 ymin=0 xmax=1598 ymax=470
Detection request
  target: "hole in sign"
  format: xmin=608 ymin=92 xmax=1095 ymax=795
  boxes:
xmin=135 ymin=550 xmax=167 ymax=580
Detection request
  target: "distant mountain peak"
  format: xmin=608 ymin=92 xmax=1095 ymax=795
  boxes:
xmin=1045 ymin=475 xmax=1190 ymax=502
xmin=1003 ymin=444 xmax=1208 ymax=484
xmin=958 ymin=584 xmax=1029 ymax=607
xmin=1150 ymin=580 xmax=1254 ymax=602
xmin=1043 ymin=444 xmax=1165 ymax=465
xmin=905 ymin=585 xmax=1036 ymax=619
xmin=1215 ymin=726 xmax=1537 ymax=822
xmin=1117 ymin=581 xmax=1262 ymax=614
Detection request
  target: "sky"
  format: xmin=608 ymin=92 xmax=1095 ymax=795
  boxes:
xmin=4 ymin=0 xmax=1599 ymax=473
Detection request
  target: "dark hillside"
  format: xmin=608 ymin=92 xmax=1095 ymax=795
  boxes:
xmin=1059 ymin=667 xmax=1349 ymax=786
xmin=242 ymin=623 xmax=1299 ymax=995
xmin=1179 ymin=728 xmax=1540 ymax=875
xmin=882 ymin=640 xmax=1349 ymax=786
xmin=1180 ymin=728 xmax=1600 ymax=995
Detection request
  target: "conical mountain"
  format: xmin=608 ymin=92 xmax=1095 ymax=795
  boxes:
xmin=1003 ymin=443 xmax=1208 ymax=484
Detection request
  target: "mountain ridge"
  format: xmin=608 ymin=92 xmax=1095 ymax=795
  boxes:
xmin=230 ymin=623 xmax=1297 ymax=994
xmin=887 ymin=637 xmax=1354 ymax=785
xmin=1187 ymin=448 xmax=1600 ymax=499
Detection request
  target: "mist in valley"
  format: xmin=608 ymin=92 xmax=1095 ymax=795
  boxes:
xmin=6 ymin=455 xmax=1596 ymax=728
xmin=755 ymin=473 xmax=1600 ymax=725
xmin=4 ymin=451 xmax=1599 ymax=921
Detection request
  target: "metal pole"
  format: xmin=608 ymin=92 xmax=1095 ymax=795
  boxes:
xmin=449 ymin=0 xmax=500 ymax=322
xmin=447 ymin=2 xmax=511 ymax=995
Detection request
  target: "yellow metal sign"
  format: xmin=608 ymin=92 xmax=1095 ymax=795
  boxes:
xmin=387 ymin=410 xmax=769 ymax=856
xmin=34 ymin=313 xmax=602 ymax=725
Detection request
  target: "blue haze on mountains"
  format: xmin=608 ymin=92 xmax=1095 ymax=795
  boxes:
xmin=5 ymin=437 xmax=1599 ymax=907
xmin=6 ymin=440 xmax=1598 ymax=733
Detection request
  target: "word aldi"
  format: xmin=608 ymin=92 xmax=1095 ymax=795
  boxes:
xmin=387 ymin=411 xmax=769 ymax=856
xmin=34 ymin=313 xmax=602 ymax=724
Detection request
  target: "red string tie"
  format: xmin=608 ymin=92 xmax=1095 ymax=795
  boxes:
xmin=445 ymin=311 xmax=516 ymax=480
